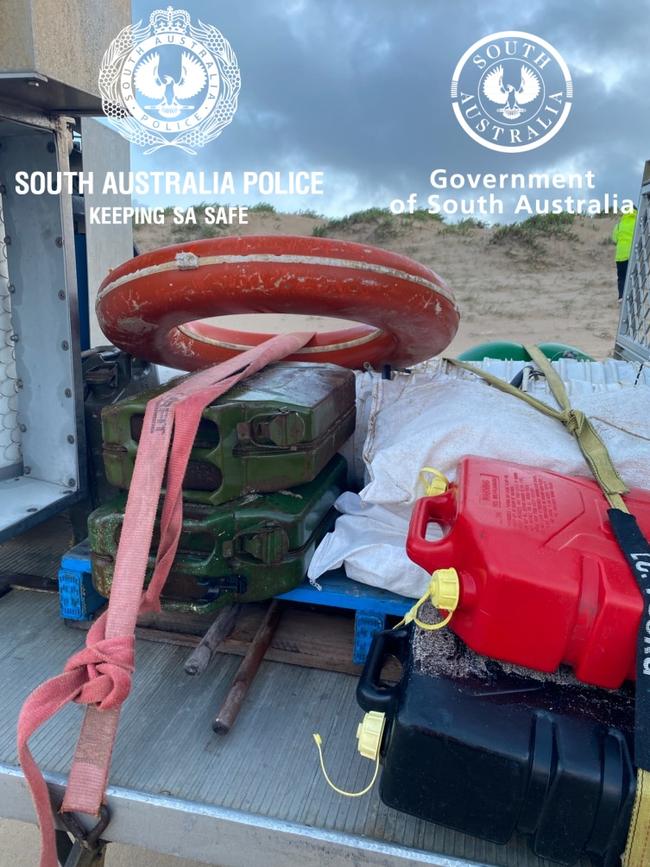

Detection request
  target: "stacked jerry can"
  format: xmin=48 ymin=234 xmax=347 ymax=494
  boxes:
xmin=357 ymin=457 xmax=650 ymax=867
xmin=88 ymin=363 xmax=355 ymax=613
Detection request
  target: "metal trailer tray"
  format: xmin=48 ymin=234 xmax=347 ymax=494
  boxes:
xmin=0 ymin=518 xmax=590 ymax=867
xmin=101 ymin=362 xmax=356 ymax=505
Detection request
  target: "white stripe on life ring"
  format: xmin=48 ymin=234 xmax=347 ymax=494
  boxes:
xmin=178 ymin=323 xmax=385 ymax=354
xmin=97 ymin=252 xmax=458 ymax=311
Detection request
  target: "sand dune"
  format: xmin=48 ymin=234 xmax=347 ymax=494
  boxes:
xmin=134 ymin=210 xmax=623 ymax=360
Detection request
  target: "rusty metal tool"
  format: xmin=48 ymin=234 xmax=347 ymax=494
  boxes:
xmin=184 ymin=603 xmax=241 ymax=676
xmin=213 ymin=600 xmax=282 ymax=734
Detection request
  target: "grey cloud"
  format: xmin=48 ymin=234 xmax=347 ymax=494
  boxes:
xmin=130 ymin=0 xmax=650 ymax=215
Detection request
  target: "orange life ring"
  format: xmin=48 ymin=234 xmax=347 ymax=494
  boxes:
xmin=96 ymin=235 xmax=459 ymax=370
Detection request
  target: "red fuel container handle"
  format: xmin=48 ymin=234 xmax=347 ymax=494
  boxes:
xmin=407 ymin=494 xmax=458 ymax=572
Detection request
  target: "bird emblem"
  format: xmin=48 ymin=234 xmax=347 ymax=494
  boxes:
xmin=482 ymin=63 xmax=541 ymax=120
xmin=134 ymin=51 xmax=208 ymax=119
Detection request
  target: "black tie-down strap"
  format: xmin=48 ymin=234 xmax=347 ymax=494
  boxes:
xmin=609 ymin=508 xmax=650 ymax=770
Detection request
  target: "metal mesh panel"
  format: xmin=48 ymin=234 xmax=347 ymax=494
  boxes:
xmin=616 ymin=168 xmax=650 ymax=363
xmin=0 ymin=193 xmax=21 ymax=471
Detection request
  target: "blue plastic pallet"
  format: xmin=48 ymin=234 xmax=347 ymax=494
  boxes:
xmin=58 ymin=546 xmax=411 ymax=663
xmin=58 ymin=541 xmax=105 ymax=621
xmin=278 ymin=571 xmax=410 ymax=664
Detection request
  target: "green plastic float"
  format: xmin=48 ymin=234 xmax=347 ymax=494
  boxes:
xmin=457 ymin=341 xmax=594 ymax=362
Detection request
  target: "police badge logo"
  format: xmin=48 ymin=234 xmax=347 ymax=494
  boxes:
xmin=451 ymin=31 xmax=572 ymax=153
xmin=99 ymin=6 xmax=241 ymax=154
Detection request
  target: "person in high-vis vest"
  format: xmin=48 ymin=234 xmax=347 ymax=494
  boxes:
xmin=612 ymin=208 xmax=638 ymax=301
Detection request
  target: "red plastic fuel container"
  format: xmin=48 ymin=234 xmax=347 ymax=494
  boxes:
xmin=407 ymin=456 xmax=650 ymax=689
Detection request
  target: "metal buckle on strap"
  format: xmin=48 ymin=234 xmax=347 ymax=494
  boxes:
xmin=57 ymin=804 xmax=110 ymax=867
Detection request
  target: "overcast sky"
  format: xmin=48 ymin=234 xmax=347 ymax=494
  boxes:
xmin=129 ymin=0 xmax=650 ymax=217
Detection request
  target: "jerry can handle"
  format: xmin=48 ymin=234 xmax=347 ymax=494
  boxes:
xmin=356 ymin=627 xmax=408 ymax=715
xmin=406 ymin=495 xmax=457 ymax=571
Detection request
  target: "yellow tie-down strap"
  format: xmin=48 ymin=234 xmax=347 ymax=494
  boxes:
xmin=624 ymin=770 xmax=650 ymax=867
xmin=447 ymin=346 xmax=630 ymax=512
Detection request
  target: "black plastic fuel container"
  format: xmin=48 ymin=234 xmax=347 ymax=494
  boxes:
xmin=357 ymin=625 xmax=636 ymax=867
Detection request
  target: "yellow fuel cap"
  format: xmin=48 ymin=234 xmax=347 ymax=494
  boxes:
xmin=394 ymin=568 xmax=460 ymax=632
xmin=429 ymin=568 xmax=460 ymax=613
xmin=419 ymin=467 xmax=449 ymax=497
xmin=356 ymin=711 xmax=386 ymax=761
xmin=313 ymin=710 xmax=386 ymax=798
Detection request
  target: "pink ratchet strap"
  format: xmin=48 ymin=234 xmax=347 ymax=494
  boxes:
xmin=17 ymin=332 xmax=312 ymax=867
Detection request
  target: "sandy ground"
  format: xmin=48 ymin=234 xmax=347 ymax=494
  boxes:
xmin=0 ymin=211 xmax=623 ymax=866
xmin=0 ymin=820 xmax=204 ymax=867
xmin=134 ymin=210 xmax=623 ymax=361
xmin=0 ymin=820 xmax=208 ymax=865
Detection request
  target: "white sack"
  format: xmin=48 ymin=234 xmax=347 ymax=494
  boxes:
xmin=311 ymin=360 xmax=650 ymax=598
xmin=307 ymin=492 xmax=431 ymax=597
xmin=361 ymin=367 xmax=650 ymax=506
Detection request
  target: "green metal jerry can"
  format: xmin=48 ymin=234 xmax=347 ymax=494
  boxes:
xmin=88 ymin=455 xmax=347 ymax=614
xmin=101 ymin=363 xmax=355 ymax=505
